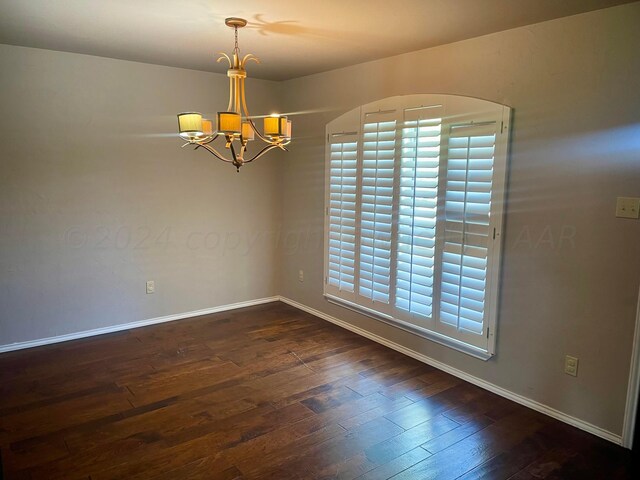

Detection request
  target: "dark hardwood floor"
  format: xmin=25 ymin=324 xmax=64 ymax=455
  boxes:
xmin=0 ymin=302 xmax=632 ymax=479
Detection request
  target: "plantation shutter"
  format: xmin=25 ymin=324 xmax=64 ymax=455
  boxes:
xmin=325 ymin=94 xmax=510 ymax=359
xmin=439 ymin=122 xmax=498 ymax=345
xmin=396 ymin=106 xmax=443 ymax=321
xmin=358 ymin=110 xmax=397 ymax=304
xmin=327 ymin=132 xmax=359 ymax=293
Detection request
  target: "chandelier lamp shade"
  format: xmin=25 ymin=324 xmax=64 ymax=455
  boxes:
xmin=177 ymin=17 xmax=291 ymax=172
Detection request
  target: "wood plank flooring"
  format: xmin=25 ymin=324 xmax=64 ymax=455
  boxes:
xmin=0 ymin=302 xmax=632 ymax=479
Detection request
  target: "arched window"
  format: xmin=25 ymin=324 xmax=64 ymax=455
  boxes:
xmin=324 ymin=94 xmax=511 ymax=359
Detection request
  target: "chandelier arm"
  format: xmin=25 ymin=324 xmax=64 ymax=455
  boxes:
xmin=227 ymin=77 xmax=234 ymax=112
xmin=240 ymin=54 xmax=260 ymax=69
xmin=235 ymin=77 xmax=241 ymax=113
xmin=194 ymin=143 xmax=235 ymax=163
xmin=244 ymin=144 xmax=282 ymax=164
xmin=237 ymin=66 xmax=287 ymax=147
xmin=181 ymin=135 xmax=217 ymax=148
xmin=228 ymin=139 xmax=239 ymax=162
xmin=199 ymin=134 xmax=220 ymax=145
xmin=217 ymin=53 xmax=232 ymax=68
xmin=247 ymin=117 xmax=274 ymax=144
xmin=239 ymin=80 xmax=276 ymax=144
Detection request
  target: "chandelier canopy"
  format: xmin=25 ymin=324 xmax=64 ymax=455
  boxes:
xmin=177 ymin=17 xmax=291 ymax=172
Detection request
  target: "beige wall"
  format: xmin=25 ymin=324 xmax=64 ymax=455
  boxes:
xmin=0 ymin=45 xmax=283 ymax=345
xmin=277 ymin=3 xmax=640 ymax=435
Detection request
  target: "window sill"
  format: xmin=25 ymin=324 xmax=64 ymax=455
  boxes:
xmin=324 ymin=294 xmax=493 ymax=361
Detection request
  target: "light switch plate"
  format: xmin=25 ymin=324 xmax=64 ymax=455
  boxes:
xmin=616 ymin=197 xmax=640 ymax=219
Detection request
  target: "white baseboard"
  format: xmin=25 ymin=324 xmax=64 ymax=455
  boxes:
xmin=278 ymin=296 xmax=623 ymax=446
xmin=0 ymin=296 xmax=280 ymax=353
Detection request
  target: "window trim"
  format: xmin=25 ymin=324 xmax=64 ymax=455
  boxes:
xmin=324 ymin=293 xmax=494 ymax=360
xmin=324 ymin=94 xmax=511 ymax=360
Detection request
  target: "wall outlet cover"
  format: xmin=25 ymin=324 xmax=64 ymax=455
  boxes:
xmin=616 ymin=197 xmax=640 ymax=219
xmin=564 ymin=355 xmax=578 ymax=377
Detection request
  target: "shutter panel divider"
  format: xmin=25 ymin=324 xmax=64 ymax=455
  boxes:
xmin=432 ymin=111 xmax=449 ymax=330
xmin=388 ymin=110 xmax=403 ymax=312
xmin=354 ymin=123 xmax=364 ymax=298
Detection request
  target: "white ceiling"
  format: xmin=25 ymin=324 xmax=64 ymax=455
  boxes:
xmin=0 ymin=0 xmax=634 ymax=80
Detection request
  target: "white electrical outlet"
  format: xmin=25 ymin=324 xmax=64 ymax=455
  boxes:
xmin=146 ymin=280 xmax=155 ymax=294
xmin=298 ymin=270 xmax=304 ymax=282
xmin=564 ymin=355 xmax=578 ymax=377
xmin=616 ymin=197 xmax=640 ymax=219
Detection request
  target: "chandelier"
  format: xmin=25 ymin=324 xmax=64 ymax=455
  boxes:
xmin=177 ymin=18 xmax=291 ymax=172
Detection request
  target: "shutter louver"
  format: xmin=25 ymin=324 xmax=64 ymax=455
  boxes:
xmin=440 ymin=124 xmax=497 ymax=335
xmin=328 ymin=136 xmax=358 ymax=292
xmin=359 ymin=116 xmax=396 ymax=303
xmin=396 ymin=115 xmax=442 ymax=318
